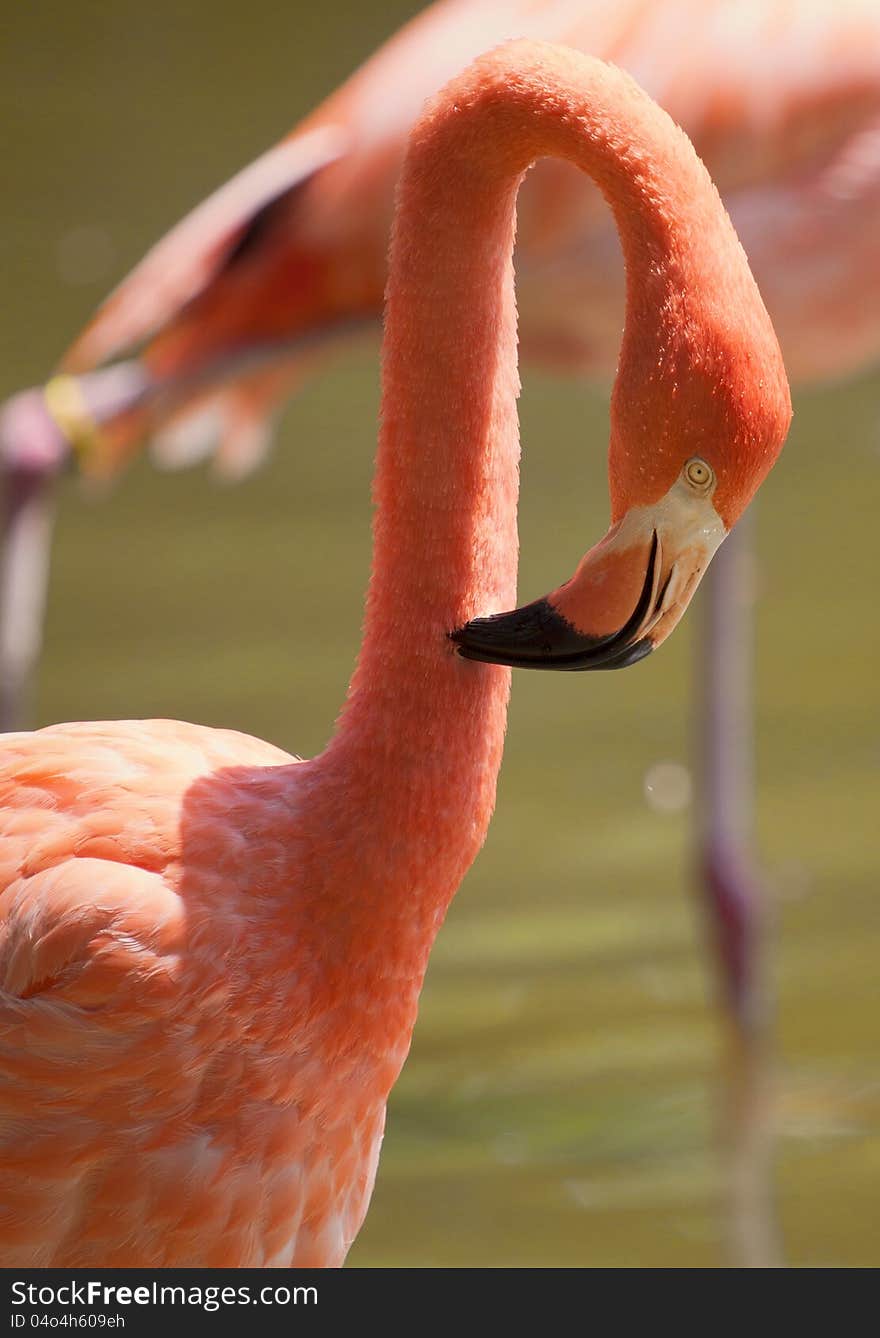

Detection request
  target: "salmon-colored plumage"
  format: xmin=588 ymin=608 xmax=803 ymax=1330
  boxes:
xmin=0 ymin=44 xmax=790 ymax=1266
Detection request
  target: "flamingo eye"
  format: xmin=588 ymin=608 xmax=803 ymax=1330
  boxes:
xmin=683 ymin=457 xmax=714 ymax=492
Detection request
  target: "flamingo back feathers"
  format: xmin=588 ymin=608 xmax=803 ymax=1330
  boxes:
xmin=0 ymin=720 xmax=392 ymax=1267
xmin=63 ymin=128 xmax=348 ymax=375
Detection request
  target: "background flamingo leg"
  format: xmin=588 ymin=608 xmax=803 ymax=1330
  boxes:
xmin=696 ymin=509 xmax=782 ymax=1268
xmin=0 ymin=468 xmax=56 ymax=732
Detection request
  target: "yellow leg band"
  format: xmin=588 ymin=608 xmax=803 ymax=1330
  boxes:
xmin=43 ymin=375 xmax=102 ymax=464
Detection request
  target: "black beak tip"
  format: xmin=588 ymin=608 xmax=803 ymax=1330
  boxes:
xmin=450 ymin=600 xmax=654 ymax=672
xmin=450 ymin=598 xmax=574 ymax=668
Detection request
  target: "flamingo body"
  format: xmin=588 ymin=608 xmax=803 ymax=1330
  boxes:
xmin=0 ymin=719 xmax=404 ymax=1266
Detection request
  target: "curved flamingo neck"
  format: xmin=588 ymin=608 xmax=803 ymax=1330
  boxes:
xmin=308 ymin=43 xmax=745 ymax=974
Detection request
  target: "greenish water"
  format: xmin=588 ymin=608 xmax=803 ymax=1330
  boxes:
xmin=4 ymin=1 xmax=879 ymax=1267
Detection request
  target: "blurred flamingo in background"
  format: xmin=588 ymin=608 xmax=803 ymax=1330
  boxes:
xmin=0 ymin=42 xmax=791 ymax=1266
xmin=2 ymin=0 xmax=878 ymax=1263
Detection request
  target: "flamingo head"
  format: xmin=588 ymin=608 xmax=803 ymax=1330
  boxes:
xmin=452 ymin=329 xmax=792 ymax=671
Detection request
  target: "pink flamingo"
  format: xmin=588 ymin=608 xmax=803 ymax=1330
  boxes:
xmin=0 ymin=43 xmax=790 ymax=1267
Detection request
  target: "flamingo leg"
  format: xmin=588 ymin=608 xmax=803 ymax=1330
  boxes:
xmin=0 ymin=362 xmax=160 ymax=731
xmin=0 ymin=468 xmax=56 ymax=731
xmin=696 ymin=508 xmax=782 ymax=1268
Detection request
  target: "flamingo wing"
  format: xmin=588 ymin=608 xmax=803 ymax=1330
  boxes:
xmin=63 ymin=126 xmax=348 ymax=374
xmin=0 ymin=719 xmax=311 ymax=1266
xmin=0 ymin=855 xmax=194 ymax=1265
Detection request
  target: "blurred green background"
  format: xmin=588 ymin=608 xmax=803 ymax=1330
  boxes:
xmin=3 ymin=1 xmax=878 ymax=1266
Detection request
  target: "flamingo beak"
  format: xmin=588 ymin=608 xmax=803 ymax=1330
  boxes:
xmin=451 ymin=476 xmax=727 ymax=671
